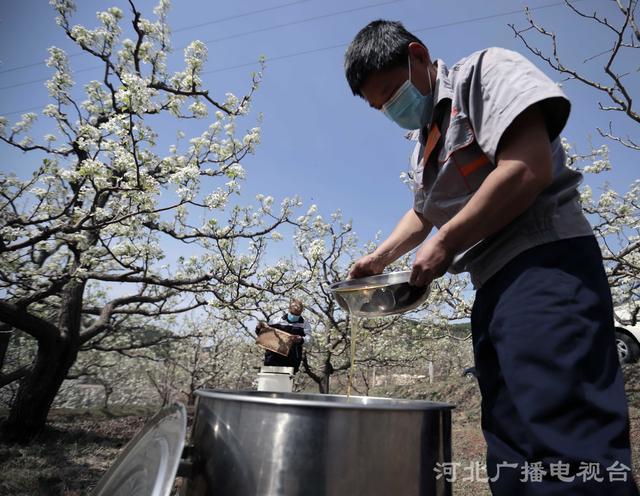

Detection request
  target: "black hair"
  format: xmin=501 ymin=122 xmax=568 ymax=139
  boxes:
xmin=344 ymin=20 xmax=424 ymax=98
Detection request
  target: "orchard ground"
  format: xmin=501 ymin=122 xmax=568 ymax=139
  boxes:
xmin=1 ymin=365 xmax=638 ymax=495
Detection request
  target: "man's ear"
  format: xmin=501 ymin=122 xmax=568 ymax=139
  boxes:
xmin=408 ymin=42 xmax=430 ymax=65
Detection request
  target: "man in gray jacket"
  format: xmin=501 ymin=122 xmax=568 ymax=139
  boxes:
xmin=345 ymin=20 xmax=637 ymax=495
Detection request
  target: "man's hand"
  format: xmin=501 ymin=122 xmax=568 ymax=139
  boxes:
xmin=255 ymin=321 xmax=267 ymax=335
xmin=348 ymin=209 xmax=432 ymax=280
xmin=348 ymin=253 xmax=386 ymax=279
xmin=292 ymin=336 xmax=304 ymax=344
xmin=410 ymin=234 xmax=454 ymax=287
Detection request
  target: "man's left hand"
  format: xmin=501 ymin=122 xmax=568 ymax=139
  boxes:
xmin=410 ymin=234 xmax=454 ymax=287
xmin=292 ymin=336 xmax=304 ymax=344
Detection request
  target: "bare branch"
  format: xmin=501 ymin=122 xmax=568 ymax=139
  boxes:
xmin=509 ymin=1 xmax=639 ymax=126
xmin=79 ymin=292 xmax=171 ymax=344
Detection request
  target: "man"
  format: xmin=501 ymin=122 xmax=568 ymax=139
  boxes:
xmin=256 ymin=299 xmax=311 ymax=374
xmin=344 ymin=20 xmax=637 ymax=495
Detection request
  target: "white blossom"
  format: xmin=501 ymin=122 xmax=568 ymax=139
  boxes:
xmin=116 ymin=73 xmax=158 ymax=113
xmin=188 ymin=101 xmax=207 ymax=118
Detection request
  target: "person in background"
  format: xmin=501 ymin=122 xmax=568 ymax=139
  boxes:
xmin=256 ymin=298 xmax=311 ymax=374
xmin=344 ymin=19 xmax=637 ymax=495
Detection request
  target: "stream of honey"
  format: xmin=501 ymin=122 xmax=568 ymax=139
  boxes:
xmin=346 ymin=315 xmax=360 ymax=399
xmin=338 ymin=288 xmax=376 ymax=399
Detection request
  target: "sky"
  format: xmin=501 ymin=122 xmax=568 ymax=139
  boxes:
xmin=0 ymin=0 xmax=637 ymax=263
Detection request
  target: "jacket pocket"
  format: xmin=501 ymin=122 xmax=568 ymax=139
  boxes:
xmin=438 ymin=115 xmax=494 ymax=195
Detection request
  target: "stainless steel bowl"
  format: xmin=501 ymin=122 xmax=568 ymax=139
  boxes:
xmin=329 ymin=271 xmax=430 ymax=317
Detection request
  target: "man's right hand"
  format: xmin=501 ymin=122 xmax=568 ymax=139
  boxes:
xmin=348 ymin=253 xmax=385 ymax=279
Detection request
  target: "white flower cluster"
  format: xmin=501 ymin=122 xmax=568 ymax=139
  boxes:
xmin=50 ymin=0 xmax=76 ymax=18
xmin=77 ymin=158 xmax=104 ymax=178
xmin=83 ymin=80 xmax=112 ymax=117
xmin=188 ymin=100 xmax=208 ymax=118
xmin=153 ymin=0 xmax=171 ymax=17
xmin=256 ymin=194 xmax=274 ymax=214
xmin=242 ymin=127 xmax=261 ymax=150
xmin=598 ymin=189 xmax=617 ymax=209
xmin=584 ymin=159 xmax=611 ymax=174
xmin=580 ymin=185 xmax=593 ymax=204
xmin=169 ymin=40 xmax=207 ymax=91
xmin=296 ymin=204 xmax=319 ymax=225
xmin=224 ymin=163 xmax=245 ymax=180
xmin=116 ymin=74 xmax=158 ymax=113
xmin=45 ymin=47 xmax=73 ymax=101
xmin=308 ymin=238 xmax=326 ymax=260
xmin=70 ymin=24 xmax=95 ymax=48
xmin=224 ymin=92 xmax=252 ymax=116
xmin=11 ymin=113 xmax=37 ymax=135
xmin=95 ymin=7 xmax=123 ymax=46
xmin=203 ymin=189 xmax=229 ymax=210
xmin=185 ymin=40 xmax=207 ymax=72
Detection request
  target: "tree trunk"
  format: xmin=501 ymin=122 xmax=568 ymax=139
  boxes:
xmin=316 ymin=358 xmax=333 ymax=394
xmin=4 ymin=337 xmax=78 ymax=440
xmin=0 ymin=326 xmax=12 ymax=371
xmin=320 ymin=373 xmax=330 ymax=394
xmin=188 ymin=376 xmax=197 ymax=406
xmin=100 ymin=380 xmax=113 ymax=411
xmin=3 ymin=276 xmax=85 ymax=443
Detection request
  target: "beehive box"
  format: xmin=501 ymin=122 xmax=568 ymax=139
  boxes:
xmin=256 ymin=327 xmax=295 ymax=356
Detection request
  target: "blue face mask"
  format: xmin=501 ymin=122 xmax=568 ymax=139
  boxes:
xmin=382 ymin=56 xmax=434 ymax=130
xmin=287 ymin=313 xmax=301 ymax=323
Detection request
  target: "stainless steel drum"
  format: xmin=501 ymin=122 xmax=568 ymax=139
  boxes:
xmin=183 ymin=390 xmax=453 ymax=496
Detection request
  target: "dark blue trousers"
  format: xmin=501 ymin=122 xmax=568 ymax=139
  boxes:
xmin=471 ymin=236 xmax=638 ymax=495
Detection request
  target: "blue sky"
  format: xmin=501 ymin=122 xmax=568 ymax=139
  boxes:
xmin=0 ymin=0 xmax=637 ymax=261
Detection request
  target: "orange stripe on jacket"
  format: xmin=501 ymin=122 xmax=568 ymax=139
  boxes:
xmin=422 ymin=124 xmax=441 ymax=164
xmin=460 ymin=155 xmax=490 ymax=177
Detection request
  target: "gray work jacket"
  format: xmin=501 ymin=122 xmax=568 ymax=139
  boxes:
xmin=409 ymin=47 xmax=593 ymax=288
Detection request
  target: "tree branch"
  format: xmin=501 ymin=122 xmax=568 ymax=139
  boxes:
xmin=0 ymin=364 xmax=30 ymax=388
xmin=0 ymin=300 xmax=59 ymax=343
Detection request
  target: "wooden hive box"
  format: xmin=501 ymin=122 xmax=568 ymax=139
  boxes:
xmin=256 ymin=326 xmax=295 ymax=356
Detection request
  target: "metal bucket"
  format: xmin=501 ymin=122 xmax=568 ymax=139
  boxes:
xmin=183 ymin=390 xmax=453 ymax=496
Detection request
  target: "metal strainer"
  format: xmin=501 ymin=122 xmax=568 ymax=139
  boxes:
xmin=329 ymin=271 xmax=430 ymax=317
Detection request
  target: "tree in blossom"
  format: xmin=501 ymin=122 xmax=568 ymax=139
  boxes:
xmin=0 ymin=0 xmax=299 ymax=439
xmin=227 ymin=207 xmax=475 ymax=394
xmin=144 ymin=316 xmax=262 ymax=406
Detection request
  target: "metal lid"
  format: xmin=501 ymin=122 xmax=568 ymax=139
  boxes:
xmin=91 ymin=403 xmax=187 ymax=496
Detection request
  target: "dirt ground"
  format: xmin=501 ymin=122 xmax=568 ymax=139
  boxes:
xmin=0 ymin=365 xmax=638 ymax=495
xmin=0 ymin=407 xmax=153 ymax=496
